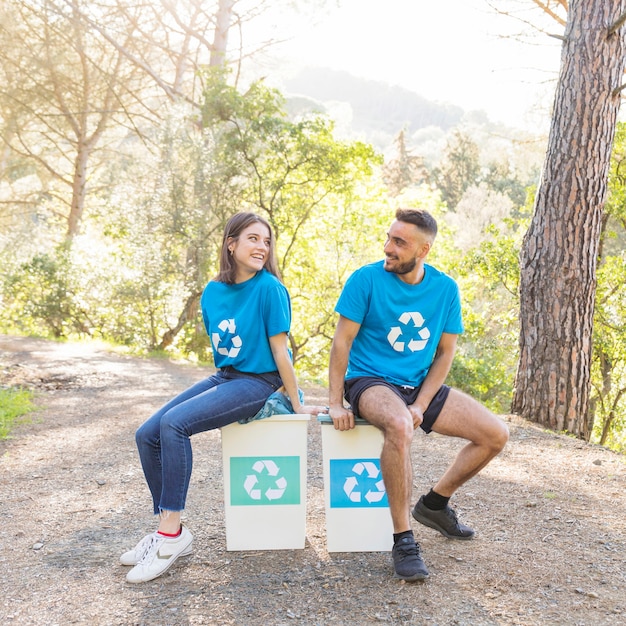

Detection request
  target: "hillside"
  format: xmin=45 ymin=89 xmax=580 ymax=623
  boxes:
xmin=285 ymin=67 xmax=468 ymax=145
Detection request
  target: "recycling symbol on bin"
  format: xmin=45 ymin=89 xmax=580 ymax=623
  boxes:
xmin=387 ymin=311 xmax=430 ymax=353
xmin=212 ymin=318 xmax=242 ymax=358
xmin=243 ymin=459 xmax=287 ymax=501
xmin=343 ymin=461 xmax=386 ymax=504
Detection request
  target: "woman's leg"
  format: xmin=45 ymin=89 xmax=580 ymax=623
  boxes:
xmin=125 ymin=371 xmax=277 ymax=582
xmin=157 ymin=373 xmax=275 ymax=514
xmin=135 ymin=372 xmax=230 ymax=514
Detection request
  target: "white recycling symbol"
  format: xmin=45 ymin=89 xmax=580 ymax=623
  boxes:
xmin=212 ymin=318 xmax=242 ymax=358
xmin=387 ymin=311 xmax=430 ymax=352
xmin=343 ymin=461 xmax=386 ymax=503
xmin=243 ymin=459 xmax=287 ymax=501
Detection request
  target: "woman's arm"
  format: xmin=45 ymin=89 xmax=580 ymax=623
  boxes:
xmin=269 ymin=332 xmax=327 ymax=415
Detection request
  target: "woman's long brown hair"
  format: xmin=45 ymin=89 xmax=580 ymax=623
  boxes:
xmin=214 ymin=212 xmax=281 ymax=284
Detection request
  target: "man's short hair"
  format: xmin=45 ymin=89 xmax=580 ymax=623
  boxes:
xmin=395 ymin=208 xmax=438 ymax=238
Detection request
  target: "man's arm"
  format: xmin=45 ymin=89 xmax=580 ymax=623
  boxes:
xmin=328 ymin=315 xmax=361 ymax=431
xmin=409 ymin=332 xmax=458 ymax=428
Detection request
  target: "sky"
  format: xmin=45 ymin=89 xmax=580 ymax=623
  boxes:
xmin=258 ymin=0 xmax=564 ymax=131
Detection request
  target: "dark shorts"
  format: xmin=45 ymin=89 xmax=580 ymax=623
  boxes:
xmin=344 ymin=377 xmax=451 ymax=434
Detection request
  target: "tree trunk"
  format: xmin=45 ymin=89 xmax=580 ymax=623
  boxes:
xmin=512 ymin=0 xmax=626 ymax=437
xmin=209 ymin=0 xmax=235 ymax=67
xmin=66 ymin=142 xmax=89 ymax=240
xmin=157 ymin=290 xmax=202 ymax=351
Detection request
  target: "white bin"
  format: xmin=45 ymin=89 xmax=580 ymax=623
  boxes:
xmin=319 ymin=415 xmax=393 ymax=552
xmin=221 ymin=414 xmax=310 ymax=550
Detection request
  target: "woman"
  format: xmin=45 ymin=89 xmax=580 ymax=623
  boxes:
xmin=121 ymin=212 xmax=326 ymax=584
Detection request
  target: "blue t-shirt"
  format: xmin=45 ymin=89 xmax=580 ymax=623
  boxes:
xmin=336 ymin=260 xmax=464 ymax=388
xmin=201 ymin=270 xmax=291 ymax=374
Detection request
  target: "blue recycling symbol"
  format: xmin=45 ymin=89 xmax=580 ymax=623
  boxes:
xmin=329 ymin=458 xmax=388 ymax=508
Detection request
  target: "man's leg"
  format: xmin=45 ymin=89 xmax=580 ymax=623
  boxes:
xmin=412 ymin=388 xmax=509 ymax=539
xmin=358 ymin=385 xmax=429 ymax=581
xmin=358 ymin=385 xmax=415 ymax=533
xmin=429 ymin=388 xmax=509 ymax=495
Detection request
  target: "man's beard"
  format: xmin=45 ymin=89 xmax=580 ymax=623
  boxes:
xmin=384 ymin=257 xmax=416 ymax=275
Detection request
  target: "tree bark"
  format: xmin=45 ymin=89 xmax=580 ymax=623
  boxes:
xmin=512 ymin=0 xmax=626 ymax=437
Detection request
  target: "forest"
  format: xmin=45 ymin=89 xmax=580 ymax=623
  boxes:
xmin=1 ymin=0 xmax=626 ymax=453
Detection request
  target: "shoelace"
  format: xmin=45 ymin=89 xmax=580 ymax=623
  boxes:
xmin=132 ymin=534 xmax=154 ymax=561
xmin=395 ymin=540 xmax=420 ymax=559
xmin=136 ymin=533 xmax=164 ymax=566
xmin=444 ymin=506 xmax=459 ymax=521
xmin=443 ymin=506 xmax=464 ymax=529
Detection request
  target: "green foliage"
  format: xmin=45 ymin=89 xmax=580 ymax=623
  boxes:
xmin=427 ymin=126 xmax=537 ymax=217
xmin=604 ymin=122 xmax=626 ymax=226
xmin=591 ymin=255 xmax=626 ymax=452
xmin=587 ymin=121 xmax=626 ymax=452
xmin=0 ymin=387 xmax=35 ymax=439
xmin=482 ymin=160 xmax=529 ymax=208
xmin=3 ymin=246 xmax=92 ymax=339
xmin=445 ymin=218 xmax=526 ymax=413
xmin=433 ymin=130 xmax=481 ymax=209
xmin=383 ymin=129 xmax=428 ymax=196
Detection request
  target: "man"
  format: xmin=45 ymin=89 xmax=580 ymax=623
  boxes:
xmin=328 ymin=208 xmax=509 ymax=582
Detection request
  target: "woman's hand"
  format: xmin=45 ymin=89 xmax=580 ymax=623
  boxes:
xmin=294 ymin=404 xmax=329 ymax=416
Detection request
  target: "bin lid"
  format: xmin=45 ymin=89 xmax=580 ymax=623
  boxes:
xmin=317 ymin=414 xmax=370 ymax=425
xmin=257 ymin=413 xmax=311 ymax=422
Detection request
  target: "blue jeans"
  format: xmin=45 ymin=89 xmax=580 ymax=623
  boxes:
xmin=135 ymin=368 xmax=281 ymax=514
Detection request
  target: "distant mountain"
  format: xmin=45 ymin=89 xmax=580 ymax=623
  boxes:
xmin=285 ymin=67 xmax=465 ymax=138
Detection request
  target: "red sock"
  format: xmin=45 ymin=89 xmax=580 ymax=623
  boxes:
xmin=157 ymin=526 xmax=182 ymax=538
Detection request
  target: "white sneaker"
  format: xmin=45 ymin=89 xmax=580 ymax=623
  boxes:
xmin=120 ymin=530 xmax=193 ymax=566
xmin=125 ymin=526 xmax=193 ymax=583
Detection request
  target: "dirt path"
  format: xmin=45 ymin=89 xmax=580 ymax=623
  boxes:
xmin=0 ymin=335 xmax=624 ymax=626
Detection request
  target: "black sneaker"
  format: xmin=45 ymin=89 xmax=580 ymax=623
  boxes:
xmin=391 ymin=537 xmax=429 ymax=581
xmin=412 ymin=495 xmax=475 ymax=540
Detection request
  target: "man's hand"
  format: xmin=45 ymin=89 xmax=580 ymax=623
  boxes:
xmin=329 ymin=404 xmax=355 ymax=431
xmin=408 ymin=404 xmax=424 ymax=429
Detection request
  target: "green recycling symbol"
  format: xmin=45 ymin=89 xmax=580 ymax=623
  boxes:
xmin=212 ymin=318 xmax=242 ymax=358
xmin=244 ymin=460 xmax=286 ymax=501
xmin=230 ymin=456 xmax=301 ymax=506
xmin=387 ymin=311 xmax=430 ymax=352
